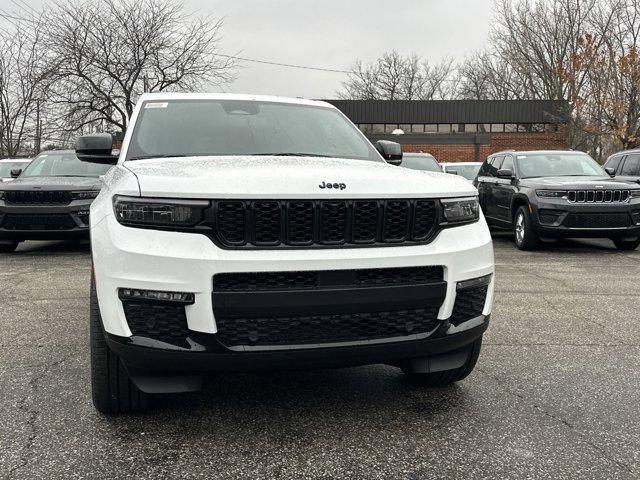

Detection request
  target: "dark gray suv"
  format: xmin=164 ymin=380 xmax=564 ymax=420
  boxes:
xmin=473 ymin=150 xmax=640 ymax=250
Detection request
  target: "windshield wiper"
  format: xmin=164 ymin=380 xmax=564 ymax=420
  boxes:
xmin=128 ymin=154 xmax=200 ymax=161
xmin=247 ymin=153 xmax=331 ymax=157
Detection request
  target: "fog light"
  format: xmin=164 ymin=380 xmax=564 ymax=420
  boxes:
xmin=118 ymin=288 xmax=195 ymax=304
xmin=457 ymin=274 xmax=492 ymax=291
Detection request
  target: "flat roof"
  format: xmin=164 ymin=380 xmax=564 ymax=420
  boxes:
xmin=323 ymin=99 xmax=568 ymax=124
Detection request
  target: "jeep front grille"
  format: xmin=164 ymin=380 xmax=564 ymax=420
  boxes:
xmin=567 ymin=190 xmax=629 ymax=203
xmin=212 ymin=199 xmax=438 ymax=248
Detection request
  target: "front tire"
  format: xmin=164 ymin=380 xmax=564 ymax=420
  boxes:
xmin=514 ymin=206 xmax=540 ymax=250
xmin=0 ymin=241 xmax=19 ymax=253
xmin=402 ymin=338 xmax=482 ymax=386
xmin=90 ymin=276 xmax=149 ymax=414
xmin=612 ymin=238 xmax=640 ymax=251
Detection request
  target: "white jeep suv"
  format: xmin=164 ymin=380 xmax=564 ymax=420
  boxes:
xmin=79 ymin=93 xmax=494 ymax=414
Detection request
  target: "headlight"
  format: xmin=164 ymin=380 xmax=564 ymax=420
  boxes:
xmin=630 ymin=189 xmax=640 ymax=198
xmin=0 ymin=191 xmax=5 ymax=200
xmin=113 ymin=195 xmax=209 ymax=227
xmin=536 ymin=189 xmax=567 ymax=198
xmin=440 ymin=196 xmax=479 ymax=224
xmin=71 ymin=190 xmax=100 ymax=200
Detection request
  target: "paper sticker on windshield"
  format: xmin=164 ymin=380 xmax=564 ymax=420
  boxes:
xmin=517 ymin=155 xmax=526 ymax=159
xmin=145 ymin=102 xmax=168 ymax=109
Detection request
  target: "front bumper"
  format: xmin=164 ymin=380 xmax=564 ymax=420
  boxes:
xmin=531 ymin=199 xmax=640 ymax=238
xmin=0 ymin=201 xmax=93 ymax=240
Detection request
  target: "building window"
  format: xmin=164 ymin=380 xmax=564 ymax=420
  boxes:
xmin=491 ymin=124 xmax=504 ymax=133
xmin=425 ymin=124 xmax=437 ymax=133
xmin=359 ymin=124 xmax=373 ymax=133
xmin=372 ymin=124 xmax=385 ymax=133
xmin=398 ymin=124 xmax=411 ymax=133
xmin=465 ymin=124 xmax=477 ymax=133
xmin=504 ymin=124 xmax=518 ymax=132
xmin=478 ymin=124 xmax=490 ymax=133
xmin=411 ymin=124 xmax=424 ymax=133
xmin=438 ymin=124 xmax=451 ymax=133
xmin=530 ymin=123 xmax=545 ymax=132
xmin=451 ymin=124 xmax=459 ymax=133
xmin=384 ymin=124 xmax=399 ymax=133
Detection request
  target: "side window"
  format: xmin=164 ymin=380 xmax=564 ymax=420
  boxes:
xmin=501 ymin=156 xmax=514 ymax=172
xmin=620 ymin=154 xmax=640 ymax=175
xmin=605 ymin=155 xmax=623 ymax=173
xmin=479 ymin=158 xmax=493 ymax=176
xmin=489 ymin=156 xmax=504 ymax=176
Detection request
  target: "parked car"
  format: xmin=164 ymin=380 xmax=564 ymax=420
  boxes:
xmin=603 ymin=149 xmax=640 ymax=183
xmin=397 ymin=152 xmax=443 ymax=172
xmin=0 ymin=150 xmax=112 ymax=252
xmin=441 ymin=162 xmax=482 ymax=182
xmin=474 ymin=150 xmax=640 ymax=250
xmin=79 ymin=93 xmax=495 ymax=414
xmin=0 ymin=158 xmax=31 ymax=182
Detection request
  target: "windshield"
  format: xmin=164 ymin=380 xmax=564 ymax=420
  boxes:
xmin=0 ymin=161 xmax=29 ymax=177
xmin=21 ymin=152 xmax=112 ymax=178
xmin=400 ymin=154 xmax=441 ymax=172
xmin=126 ymin=100 xmax=381 ymax=162
xmin=517 ymin=153 xmax=605 ymax=178
xmin=445 ymin=164 xmax=481 ymax=180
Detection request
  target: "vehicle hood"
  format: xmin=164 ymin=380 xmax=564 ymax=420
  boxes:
xmin=0 ymin=176 xmax=102 ymax=191
xmin=122 ymin=156 xmax=476 ymax=198
xmin=520 ymin=176 xmax=640 ymax=189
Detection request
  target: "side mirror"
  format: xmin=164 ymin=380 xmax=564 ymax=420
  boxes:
xmin=10 ymin=168 xmax=22 ymax=178
xmin=75 ymin=134 xmax=119 ymax=164
xmin=604 ymin=167 xmax=615 ymax=177
xmin=497 ymin=168 xmax=514 ymax=179
xmin=375 ymin=140 xmax=403 ymax=166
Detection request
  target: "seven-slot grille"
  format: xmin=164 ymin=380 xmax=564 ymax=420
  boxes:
xmin=4 ymin=190 xmax=71 ymax=205
xmin=213 ymin=199 xmax=438 ymax=248
xmin=567 ymin=190 xmax=629 ymax=203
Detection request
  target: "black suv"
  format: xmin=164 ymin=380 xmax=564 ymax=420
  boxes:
xmin=604 ymin=149 xmax=640 ymax=183
xmin=0 ymin=150 xmax=112 ymax=252
xmin=474 ymin=150 xmax=640 ymax=250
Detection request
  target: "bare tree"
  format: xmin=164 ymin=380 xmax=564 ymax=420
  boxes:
xmin=0 ymin=12 xmax=52 ymax=156
xmin=339 ymin=51 xmax=456 ymax=100
xmin=41 ymin=0 xmax=235 ymax=134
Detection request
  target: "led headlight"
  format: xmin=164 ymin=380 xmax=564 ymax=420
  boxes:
xmin=536 ymin=189 xmax=568 ymax=198
xmin=113 ymin=195 xmax=209 ymax=227
xmin=440 ymin=196 xmax=479 ymax=225
xmin=630 ymin=189 xmax=640 ymax=198
xmin=71 ymin=190 xmax=100 ymax=200
xmin=0 ymin=191 xmax=5 ymax=200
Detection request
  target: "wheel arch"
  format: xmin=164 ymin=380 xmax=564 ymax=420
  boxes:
xmin=510 ymin=195 xmax=530 ymax=223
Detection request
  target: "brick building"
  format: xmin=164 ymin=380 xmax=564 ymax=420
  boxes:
xmin=325 ymin=99 xmax=568 ymax=162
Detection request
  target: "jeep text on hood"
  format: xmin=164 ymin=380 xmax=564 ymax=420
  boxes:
xmin=81 ymin=93 xmax=494 ymax=414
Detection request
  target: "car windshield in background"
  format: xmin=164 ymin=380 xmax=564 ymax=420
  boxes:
xmin=447 ymin=165 xmax=481 ymax=180
xmin=21 ymin=152 xmax=112 ymax=178
xmin=400 ymin=154 xmax=441 ymax=172
xmin=516 ymin=153 xmax=605 ymax=178
xmin=0 ymin=162 xmax=28 ymax=177
xmin=126 ymin=100 xmax=381 ymax=162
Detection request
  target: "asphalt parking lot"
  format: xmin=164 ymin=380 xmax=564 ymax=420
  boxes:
xmin=1 ymin=234 xmax=639 ymax=480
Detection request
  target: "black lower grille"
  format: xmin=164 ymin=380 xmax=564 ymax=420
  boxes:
xmin=212 ymin=266 xmax=444 ymax=292
xmin=122 ymin=301 xmax=189 ymax=347
xmin=451 ymin=286 xmax=488 ymax=326
xmin=213 ymin=199 xmax=438 ymax=248
xmin=216 ymin=307 xmax=440 ymax=348
xmin=563 ymin=213 xmax=631 ymax=229
xmin=1 ymin=214 xmax=77 ymax=230
xmin=5 ymin=190 xmax=71 ymax=205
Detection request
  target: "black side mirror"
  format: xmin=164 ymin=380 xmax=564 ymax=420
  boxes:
xmin=76 ymin=134 xmax=118 ymax=164
xmin=375 ymin=140 xmax=403 ymax=165
xmin=10 ymin=168 xmax=22 ymax=178
xmin=604 ymin=167 xmax=615 ymax=177
xmin=497 ymin=168 xmax=514 ymax=179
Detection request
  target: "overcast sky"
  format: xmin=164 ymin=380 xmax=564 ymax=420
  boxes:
xmin=11 ymin=0 xmax=493 ymax=99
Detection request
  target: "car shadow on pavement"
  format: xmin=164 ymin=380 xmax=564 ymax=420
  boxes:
xmin=136 ymin=367 xmax=467 ymax=426
xmin=490 ymin=230 xmax=619 ymax=252
xmin=14 ymin=240 xmax=91 ymax=254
